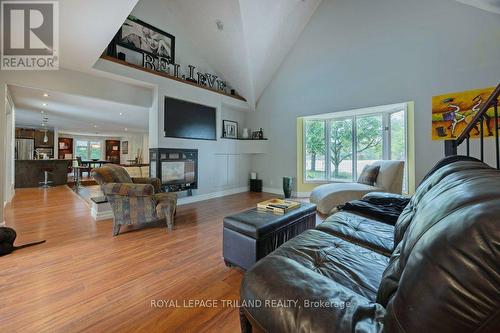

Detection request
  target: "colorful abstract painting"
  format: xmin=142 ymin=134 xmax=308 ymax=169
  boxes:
xmin=432 ymin=87 xmax=497 ymax=140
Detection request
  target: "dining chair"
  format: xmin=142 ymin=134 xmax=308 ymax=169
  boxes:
xmin=76 ymin=156 xmax=92 ymax=178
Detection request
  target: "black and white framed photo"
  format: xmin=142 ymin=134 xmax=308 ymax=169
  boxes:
xmin=223 ymin=120 xmax=238 ymax=139
xmin=117 ymin=15 xmax=175 ymax=63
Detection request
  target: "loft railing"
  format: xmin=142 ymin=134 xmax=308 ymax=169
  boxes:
xmin=444 ymin=83 xmax=500 ymax=169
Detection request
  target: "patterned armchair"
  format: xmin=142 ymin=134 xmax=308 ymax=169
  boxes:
xmin=91 ymin=164 xmax=177 ymax=236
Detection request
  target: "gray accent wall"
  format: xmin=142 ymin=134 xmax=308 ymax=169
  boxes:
xmin=247 ymin=0 xmax=500 ymax=190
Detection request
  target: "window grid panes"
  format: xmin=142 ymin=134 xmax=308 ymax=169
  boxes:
xmin=75 ymin=140 xmax=102 ymax=160
xmin=304 ymin=108 xmax=407 ymax=189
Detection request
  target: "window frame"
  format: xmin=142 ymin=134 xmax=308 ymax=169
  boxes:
xmin=74 ymin=139 xmax=103 ymax=160
xmin=303 ymin=104 xmax=408 ymax=189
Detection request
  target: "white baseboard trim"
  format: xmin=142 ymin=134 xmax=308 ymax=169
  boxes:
xmin=91 ymin=201 xmax=114 ymax=221
xmin=92 ymin=210 xmax=114 ymax=221
xmin=262 ymin=187 xmax=283 ymax=195
xmin=262 ymin=187 xmax=311 ymax=198
xmin=177 ymin=186 xmax=249 ymax=206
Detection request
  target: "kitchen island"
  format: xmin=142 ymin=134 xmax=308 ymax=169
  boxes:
xmin=15 ymin=160 xmax=72 ymax=188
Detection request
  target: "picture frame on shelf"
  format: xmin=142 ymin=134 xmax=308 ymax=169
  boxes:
xmin=222 ymin=120 xmax=238 ymax=139
xmin=117 ymin=15 xmax=175 ymax=64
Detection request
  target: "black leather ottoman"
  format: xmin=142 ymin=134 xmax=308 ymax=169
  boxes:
xmin=223 ymin=203 xmax=316 ymax=270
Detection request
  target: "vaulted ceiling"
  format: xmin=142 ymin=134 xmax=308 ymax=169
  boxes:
xmin=167 ymin=0 xmax=322 ymax=107
xmin=455 ymin=0 xmax=500 ymax=14
xmin=58 ymin=0 xmax=322 ymax=109
xmin=47 ymin=0 xmax=500 ymax=111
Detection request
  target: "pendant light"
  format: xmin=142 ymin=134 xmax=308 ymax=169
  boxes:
xmin=42 ymin=115 xmax=49 ymax=142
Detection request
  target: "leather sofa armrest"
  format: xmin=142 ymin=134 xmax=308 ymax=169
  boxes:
xmin=132 ymin=177 xmax=161 ymax=193
xmin=102 ymin=183 xmax=154 ymax=197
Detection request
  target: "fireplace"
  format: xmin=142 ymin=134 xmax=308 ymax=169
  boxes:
xmin=149 ymin=148 xmax=198 ymax=195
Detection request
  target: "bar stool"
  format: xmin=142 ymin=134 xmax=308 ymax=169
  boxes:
xmin=39 ymin=167 xmax=54 ymax=188
xmin=72 ymin=166 xmax=84 ymax=191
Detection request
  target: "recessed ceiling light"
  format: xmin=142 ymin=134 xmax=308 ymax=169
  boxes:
xmin=42 ymin=103 xmax=48 ymax=106
xmin=119 ymin=112 xmax=124 ymax=116
xmin=43 ymin=93 xmax=49 ymax=97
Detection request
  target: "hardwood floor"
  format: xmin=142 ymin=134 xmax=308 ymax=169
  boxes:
xmin=1 ymin=187 xmax=319 ymax=332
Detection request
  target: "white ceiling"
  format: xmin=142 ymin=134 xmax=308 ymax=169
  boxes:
xmin=10 ymin=85 xmax=149 ymax=136
xmin=239 ymin=0 xmax=322 ymax=102
xmin=456 ymin=0 xmax=500 ymax=14
xmin=59 ymin=0 xmax=140 ymax=72
xmin=168 ymin=0 xmax=322 ymax=107
xmin=37 ymin=0 xmax=321 ymax=119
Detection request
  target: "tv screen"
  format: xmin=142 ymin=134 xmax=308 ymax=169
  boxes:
xmin=164 ymin=97 xmax=216 ymax=140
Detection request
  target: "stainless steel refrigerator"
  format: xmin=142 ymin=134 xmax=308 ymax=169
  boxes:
xmin=15 ymin=138 xmax=34 ymax=160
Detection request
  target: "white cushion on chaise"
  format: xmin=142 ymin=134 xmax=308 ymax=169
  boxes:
xmin=309 ymin=160 xmax=404 ymax=215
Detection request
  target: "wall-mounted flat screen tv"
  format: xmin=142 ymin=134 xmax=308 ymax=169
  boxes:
xmin=164 ymin=97 xmax=216 ymax=140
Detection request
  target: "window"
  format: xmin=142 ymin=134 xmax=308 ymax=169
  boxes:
xmin=75 ymin=140 xmax=102 ymax=160
xmin=304 ymin=104 xmax=407 ymax=191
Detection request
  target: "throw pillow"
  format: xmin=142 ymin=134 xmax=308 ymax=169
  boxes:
xmin=358 ymin=165 xmax=380 ymax=186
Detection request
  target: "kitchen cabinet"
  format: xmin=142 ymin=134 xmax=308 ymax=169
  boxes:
xmin=15 ymin=128 xmax=35 ymax=139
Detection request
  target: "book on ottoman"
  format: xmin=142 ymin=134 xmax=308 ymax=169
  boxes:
xmin=257 ymin=198 xmax=301 ymax=214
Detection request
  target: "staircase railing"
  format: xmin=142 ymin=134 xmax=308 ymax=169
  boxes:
xmin=444 ymin=83 xmax=500 ymax=169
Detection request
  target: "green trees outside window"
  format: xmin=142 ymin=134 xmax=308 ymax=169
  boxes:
xmin=304 ymin=109 xmax=406 ymax=184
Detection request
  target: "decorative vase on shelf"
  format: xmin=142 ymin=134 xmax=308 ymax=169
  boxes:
xmin=242 ymin=128 xmax=250 ymax=139
xmin=283 ymin=177 xmax=293 ymax=199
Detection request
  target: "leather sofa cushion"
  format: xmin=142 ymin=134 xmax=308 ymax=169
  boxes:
xmin=223 ymin=203 xmax=316 ymax=239
xmin=241 ymin=229 xmax=388 ymax=332
xmin=251 ymin=229 xmax=389 ymax=301
xmin=317 ymin=211 xmax=394 ymax=256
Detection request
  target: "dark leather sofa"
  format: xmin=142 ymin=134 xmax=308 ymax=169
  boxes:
xmin=240 ymin=157 xmax=500 ymax=332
